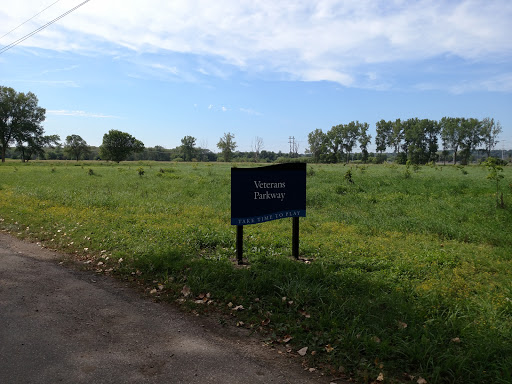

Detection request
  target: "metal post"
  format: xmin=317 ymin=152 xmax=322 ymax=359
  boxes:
xmin=236 ymin=225 xmax=243 ymax=264
xmin=292 ymin=217 xmax=299 ymax=259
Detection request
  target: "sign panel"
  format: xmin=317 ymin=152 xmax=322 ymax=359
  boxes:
xmin=231 ymin=163 xmax=306 ymax=225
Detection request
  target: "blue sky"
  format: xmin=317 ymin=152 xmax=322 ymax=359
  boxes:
xmin=1 ymin=0 xmax=511 ymax=153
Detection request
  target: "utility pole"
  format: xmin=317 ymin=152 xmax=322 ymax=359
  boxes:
xmin=288 ymin=136 xmax=295 ymax=157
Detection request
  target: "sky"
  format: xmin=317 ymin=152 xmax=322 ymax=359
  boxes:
xmin=1 ymin=0 xmax=511 ymax=154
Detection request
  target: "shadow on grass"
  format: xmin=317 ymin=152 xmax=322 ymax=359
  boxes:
xmin=123 ymin=248 xmax=511 ymax=384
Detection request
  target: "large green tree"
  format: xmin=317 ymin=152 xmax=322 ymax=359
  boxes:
xmin=64 ymin=134 xmax=90 ymax=161
xmin=440 ymin=117 xmax=463 ymax=164
xmin=0 ymin=86 xmax=46 ymax=162
xmin=375 ymin=119 xmax=392 ymax=154
xmin=99 ymin=129 xmax=144 ymax=163
xmin=307 ymin=128 xmax=327 ymax=163
xmin=459 ymin=118 xmax=482 ymax=165
xmin=180 ymin=135 xmax=196 ymax=162
xmin=217 ymin=132 xmax=236 ymax=162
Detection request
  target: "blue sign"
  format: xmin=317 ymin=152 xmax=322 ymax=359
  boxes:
xmin=231 ymin=163 xmax=306 ymax=225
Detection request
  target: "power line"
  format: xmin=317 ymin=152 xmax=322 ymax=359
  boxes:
xmin=0 ymin=0 xmax=91 ymax=55
xmin=0 ymin=0 xmax=62 ymax=41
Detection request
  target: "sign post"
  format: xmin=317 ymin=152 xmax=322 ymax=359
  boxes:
xmin=231 ymin=163 xmax=306 ymax=264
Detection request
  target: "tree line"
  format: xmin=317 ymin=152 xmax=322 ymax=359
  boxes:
xmin=0 ymin=86 xmax=298 ymax=163
xmin=1 ymin=85 xmax=506 ymax=164
xmin=308 ymin=117 xmax=502 ymax=165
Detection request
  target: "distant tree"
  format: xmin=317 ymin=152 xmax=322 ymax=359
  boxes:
xmin=358 ymin=122 xmax=371 ymax=163
xmin=440 ymin=117 xmax=463 ymax=164
xmin=217 ymin=132 xmax=236 ymax=162
xmin=326 ymin=125 xmax=343 ymax=163
xmin=46 ymin=143 xmax=64 ymax=160
xmin=341 ymin=121 xmax=362 ymax=163
xmin=307 ymin=129 xmax=327 ymax=163
xmin=0 ymin=86 xmax=46 ymax=162
xmin=64 ymin=134 xmax=90 ymax=161
xmin=180 ymin=136 xmax=196 ymax=161
xmin=424 ymin=119 xmax=441 ymax=163
xmin=459 ymin=118 xmax=482 ymax=165
xmin=252 ymin=136 xmax=264 ymax=162
xmin=402 ymin=118 xmax=439 ymax=164
xmin=481 ymin=117 xmax=502 ymax=158
xmin=99 ymin=130 xmax=144 ymax=163
xmin=156 ymin=146 xmax=172 ymax=161
xmin=375 ymin=119 xmax=392 ymax=154
xmin=16 ymin=134 xmax=60 ymax=162
xmin=390 ymin=119 xmax=404 ymax=155
xmin=440 ymin=149 xmax=450 ymax=165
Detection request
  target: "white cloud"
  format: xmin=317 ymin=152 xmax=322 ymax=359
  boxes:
xmin=41 ymin=65 xmax=79 ymax=75
xmin=3 ymin=1 xmax=511 ymax=88
xmin=150 ymin=63 xmax=178 ymax=75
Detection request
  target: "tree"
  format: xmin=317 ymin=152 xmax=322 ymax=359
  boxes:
xmin=325 ymin=125 xmax=343 ymax=163
xmin=217 ymin=132 xmax=236 ymax=162
xmin=180 ymin=135 xmax=196 ymax=162
xmin=252 ymin=136 xmax=264 ymax=162
xmin=16 ymin=134 xmax=60 ymax=162
xmin=358 ymin=122 xmax=371 ymax=163
xmin=64 ymin=134 xmax=90 ymax=161
xmin=340 ymin=121 xmax=361 ymax=163
xmin=307 ymin=129 xmax=327 ymax=163
xmin=440 ymin=117 xmax=463 ymax=164
xmin=390 ymin=119 xmax=404 ymax=155
xmin=481 ymin=117 xmax=502 ymax=158
xmin=0 ymin=86 xmax=46 ymax=162
xmin=375 ymin=119 xmax=392 ymax=154
xmin=459 ymin=118 xmax=482 ymax=165
xmin=99 ymin=130 xmax=144 ymax=163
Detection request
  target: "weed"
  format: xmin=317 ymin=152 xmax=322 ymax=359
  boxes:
xmin=484 ymin=157 xmax=505 ymax=208
xmin=456 ymin=164 xmax=468 ymax=175
xmin=344 ymin=168 xmax=354 ymax=184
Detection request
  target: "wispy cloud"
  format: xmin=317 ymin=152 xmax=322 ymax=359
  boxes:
xmin=3 ymin=1 xmax=511 ymax=90
xmin=240 ymin=108 xmax=262 ymax=116
xmin=47 ymin=110 xmax=120 ymax=118
xmin=11 ymin=79 xmax=79 ymax=87
xmin=41 ymin=65 xmax=79 ymax=75
xmin=150 ymin=63 xmax=178 ymax=75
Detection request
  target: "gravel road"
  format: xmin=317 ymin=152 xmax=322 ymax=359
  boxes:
xmin=0 ymin=232 xmax=339 ymax=384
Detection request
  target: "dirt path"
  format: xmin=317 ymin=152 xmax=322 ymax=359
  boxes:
xmin=0 ymin=233 xmax=340 ymax=384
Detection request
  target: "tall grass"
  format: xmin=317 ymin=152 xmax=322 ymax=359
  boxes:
xmin=1 ymin=160 xmax=511 ymax=383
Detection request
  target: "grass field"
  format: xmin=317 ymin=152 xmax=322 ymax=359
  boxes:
xmin=1 ymin=160 xmax=511 ymax=383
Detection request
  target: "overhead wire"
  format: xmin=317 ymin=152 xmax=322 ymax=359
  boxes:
xmin=0 ymin=0 xmax=91 ymax=55
xmin=0 ymin=0 xmax=62 ymax=40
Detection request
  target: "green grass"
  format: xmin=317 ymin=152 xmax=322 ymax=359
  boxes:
xmin=1 ymin=160 xmax=511 ymax=383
